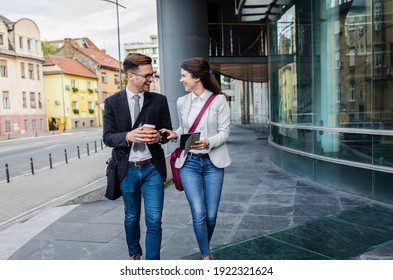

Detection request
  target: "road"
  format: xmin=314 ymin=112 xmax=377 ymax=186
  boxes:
xmin=0 ymin=128 xmax=105 ymax=183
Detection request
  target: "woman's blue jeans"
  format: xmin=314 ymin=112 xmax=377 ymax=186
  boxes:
xmin=179 ymin=156 xmax=224 ymax=257
xmin=120 ymin=163 xmax=164 ymax=260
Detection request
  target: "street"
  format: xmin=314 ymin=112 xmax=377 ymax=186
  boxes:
xmin=0 ymin=128 xmax=105 ymax=183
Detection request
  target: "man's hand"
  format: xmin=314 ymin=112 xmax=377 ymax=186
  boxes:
xmin=126 ymin=127 xmax=145 ymax=144
xmin=144 ymin=129 xmax=161 ymax=144
xmin=159 ymin=128 xmax=178 ymax=140
xmin=126 ymin=127 xmax=160 ymax=144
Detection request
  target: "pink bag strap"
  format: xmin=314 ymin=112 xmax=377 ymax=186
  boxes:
xmin=188 ymin=93 xmax=217 ymax=133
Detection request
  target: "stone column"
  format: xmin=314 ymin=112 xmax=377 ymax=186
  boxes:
xmin=156 ymin=0 xmax=209 ymax=129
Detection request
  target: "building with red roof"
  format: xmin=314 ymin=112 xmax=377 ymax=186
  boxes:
xmin=50 ymin=38 xmax=123 ymax=126
xmin=43 ymin=55 xmax=99 ymax=130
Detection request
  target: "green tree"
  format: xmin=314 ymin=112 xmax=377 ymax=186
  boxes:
xmin=41 ymin=41 xmax=59 ymax=56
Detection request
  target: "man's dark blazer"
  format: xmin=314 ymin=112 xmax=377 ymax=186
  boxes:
xmin=103 ymin=89 xmax=172 ymax=182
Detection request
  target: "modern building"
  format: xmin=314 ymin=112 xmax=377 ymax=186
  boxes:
xmin=43 ymin=55 xmax=99 ymax=130
xmin=124 ymin=35 xmax=160 ymax=92
xmin=156 ymin=0 xmax=393 ymax=205
xmin=0 ymin=15 xmax=46 ymax=137
xmin=48 ymin=38 xmax=122 ymax=126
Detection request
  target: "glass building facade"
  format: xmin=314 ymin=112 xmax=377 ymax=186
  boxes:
xmin=268 ymin=0 xmax=393 ymax=204
xmin=157 ymin=0 xmax=393 ymax=205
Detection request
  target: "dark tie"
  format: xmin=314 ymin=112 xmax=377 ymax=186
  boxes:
xmin=133 ymin=95 xmax=145 ymax=152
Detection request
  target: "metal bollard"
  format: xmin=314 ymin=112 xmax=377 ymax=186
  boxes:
xmin=30 ymin=158 xmax=34 ymax=175
xmin=77 ymin=146 xmax=80 ymax=159
xmin=64 ymin=149 xmax=68 ymax=164
xmin=95 ymin=141 xmax=97 ymax=153
xmin=49 ymin=153 xmax=53 ymax=169
xmin=101 ymin=139 xmax=103 ymax=150
xmin=87 ymin=143 xmax=90 ymax=156
xmin=5 ymin=163 xmax=10 ymax=183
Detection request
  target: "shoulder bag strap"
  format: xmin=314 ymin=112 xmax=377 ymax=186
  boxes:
xmin=188 ymin=93 xmax=217 ymax=133
xmin=132 ymin=103 xmax=147 ymax=130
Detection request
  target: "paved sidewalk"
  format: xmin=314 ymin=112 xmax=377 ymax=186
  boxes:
xmin=0 ymin=147 xmax=110 ymax=228
xmin=1 ymin=125 xmax=393 ymax=260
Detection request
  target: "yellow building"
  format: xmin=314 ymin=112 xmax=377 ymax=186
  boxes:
xmin=47 ymin=38 xmax=122 ymax=127
xmin=43 ymin=55 xmax=98 ymax=130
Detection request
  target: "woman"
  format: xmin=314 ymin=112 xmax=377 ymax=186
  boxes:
xmin=162 ymin=57 xmax=231 ymax=260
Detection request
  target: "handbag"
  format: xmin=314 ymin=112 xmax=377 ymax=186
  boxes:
xmin=104 ymin=103 xmax=147 ymax=200
xmin=105 ymin=150 xmax=126 ymax=200
xmin=170 ymin=93 xmax=217 ymax=191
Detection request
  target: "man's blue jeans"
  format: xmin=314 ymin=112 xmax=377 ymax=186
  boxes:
xmin=120 ymin=163 xmax=164 ymax=260
xmin=179 ymin=156 xmax=224 ymax=257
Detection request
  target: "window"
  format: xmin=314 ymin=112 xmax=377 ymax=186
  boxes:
xmin=5 ymin=121 xmax=11 ymax=133
xmin=349 ymin=83 xmax=355 ymax=101
xmin=101 ymin=72 xmax=107 ymax=83
xmin=335 ymin=52 xmax=341 ymax=69
xmin=30 ymin=92 xmax=36 ymax=108
xmin=32 ymin=119 xmax=37 ymax=130
xmin=349 ymin=48 xmax=355 ymax=67
xmin=38 ymin=92 xmax=42 ymax=109
xmin=19 ymin=36 xmax=23 ymax=49
xmin=336 ymin=84 xmax=341 ymax=102
xmin=27 ymin=38 xmax=32 ymax=51
xmin=28 ymin=63 xmax=34 ymax=79
xmin=114 ymin=74 xmax=119 ymax=85
xmin=36 ymin=64 xmax=40 ymax=80
xmin=3 ymin=91 xmax=10 ymax=109
xmin=72 ymin=101 xmax=78 ymax=110
xmin=87 ymin=80 xmax=92 ymax=90
xmin=358 ymin=17 xmax=364 ymax=36
xmin=0 ymin=33 xmax=4 ymax=46
xmin=22 ymin=92 xmax=27 ymax=108
xmin=88 ymin=101 xmax=93 ymax=110
xmin=24 ymin=119 xmax=28 ymax=131
xmin=71 ymin=79 xmax=76 ymax=88
xmin=374 ymin=2 xmax=381 ymax=31
xmin=347 ymin=17 xmax=355 ymax=31
xmin=375 ymin=49 xmax=383 ymax=67
xmin=0 ymin=60 xmax=8 ymax=77
xmin=21 ymin=62 xmax=25 ymax=78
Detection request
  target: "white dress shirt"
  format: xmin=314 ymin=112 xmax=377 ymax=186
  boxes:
xmin=188 ymin=90 xmax=212 ymax=154
xmin=126 ymin=88 xmax=152 ymax=162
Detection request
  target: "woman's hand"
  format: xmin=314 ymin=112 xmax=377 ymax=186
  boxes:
xmin=191 ymin=140 xmax=209 ymax=150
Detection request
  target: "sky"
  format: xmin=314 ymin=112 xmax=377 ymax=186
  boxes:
xmin=0 ymin=0 xmax=158 ymax=61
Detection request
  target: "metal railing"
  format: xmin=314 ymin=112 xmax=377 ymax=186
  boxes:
xmin=208 ymin=22 xmax=268 ymax=57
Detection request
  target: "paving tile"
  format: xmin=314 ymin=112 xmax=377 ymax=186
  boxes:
xmin=268 ymin=210 xmax=393 ymax=259
xmin=331 ymin=203 xmax=393 ymax=233
xmin=187 ymin=236 xmax=331 ymax=260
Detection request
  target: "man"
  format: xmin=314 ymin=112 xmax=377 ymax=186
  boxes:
xmin=103 ymin=53 xmax=172 ymax=260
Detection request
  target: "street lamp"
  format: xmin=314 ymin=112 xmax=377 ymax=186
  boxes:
xmin=102 ymin=0 xmax=126 ymax=90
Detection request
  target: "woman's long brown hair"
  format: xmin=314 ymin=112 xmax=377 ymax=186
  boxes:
xmin=180 ymin=57 xmax=224 ymax=95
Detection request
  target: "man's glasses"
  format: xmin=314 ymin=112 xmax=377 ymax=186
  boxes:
xmin=128 ymin=71 xmax=156 ymax=80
